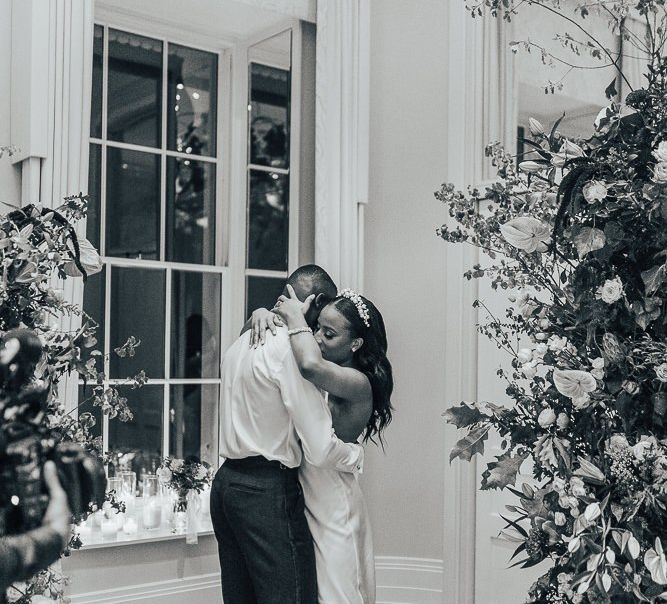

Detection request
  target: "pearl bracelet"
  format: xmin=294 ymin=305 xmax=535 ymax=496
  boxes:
xmin=288 ymin=326 xmax=312 ymax=337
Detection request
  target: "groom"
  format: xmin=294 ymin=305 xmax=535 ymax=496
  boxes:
xmin=211 ymin=265 xmax=363 ymax=604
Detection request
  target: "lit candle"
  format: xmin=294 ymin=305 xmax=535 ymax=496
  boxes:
xmin=142 ymin=499 xmax=162 ymax=530
xmin=123 ymin=517 xmax=138 ymax=535
xmin=101 ymin=518 xmax=117 ymax=539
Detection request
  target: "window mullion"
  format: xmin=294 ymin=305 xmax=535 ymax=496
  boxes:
xmin=160 ymin=38 xmax=168 ymax=262
xmin=163 ymin=267 xmax=172 ymax=458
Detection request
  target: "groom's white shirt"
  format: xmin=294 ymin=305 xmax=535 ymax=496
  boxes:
xmin=218 ymin=327 xmax=363 ymax=473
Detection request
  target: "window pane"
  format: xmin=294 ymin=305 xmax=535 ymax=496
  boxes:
xmin=110 ymin=267 xmax=165 ymax=378
xmin=247 ymin=170 xmax=289 ymax=271
xmin=107 ymin=29 xmax=162 ymax=148
xmin=170 ymin=271 xmax=221 ymax=379
xmin=108 ymin=385 xmax=164 ymax=477
xmin=91 ymin=25 xmax=104 ymax=139
xmin=106 ymin=148 xmax=160 ymax=260
xmin=166 ymin=158 xmax=216 ymax=265
xmin=87 ymin=143 xmax=102 ymax=250
xmin=77 ymin=385 xmax=102 ymax=443
xmin=82 ymin=265 xmax=105 ymax=355
xmin=250 ymin=63 xmax=289 ymax=168
xmin=167 ymin=44 xmax=217 ymax=157
xmin=246 ymin=276 xmax=285 ymax=320
xmin=169 ymin=384 xmax=218 ymax=466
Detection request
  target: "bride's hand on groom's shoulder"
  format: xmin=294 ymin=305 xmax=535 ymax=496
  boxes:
xmin=250 ymin=307 xmax=283 ymax=348
xmin=272 ymin=285 xmax=315 ymax=326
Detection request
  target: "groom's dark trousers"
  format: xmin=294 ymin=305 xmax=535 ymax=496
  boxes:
xmin=210 ymin=456 xmax=318 ymax=604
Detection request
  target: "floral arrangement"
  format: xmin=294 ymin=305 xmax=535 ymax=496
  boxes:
xmin=439 ymin=2 xmax=667 ymax=602
xmin=0 ymin=196 xmax=143 ymax=603
xmin=157 ymin=457 xmax=213 ymax=498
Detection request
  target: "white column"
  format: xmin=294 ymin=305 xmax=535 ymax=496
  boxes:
xmin=443 ymin=4 xmax=517 ymax=603
xmin=314 ymin=0 xmax=370 ymax=291
xmin=10 ymin=0 xmax=95 ymax=408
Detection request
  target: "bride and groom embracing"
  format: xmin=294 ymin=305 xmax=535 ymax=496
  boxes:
xmin=210 ymin=264 xmax=394 ymax=603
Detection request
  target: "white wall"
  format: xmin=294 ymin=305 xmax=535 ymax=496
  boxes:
xmin=363 ymin=0 xmax=448 ymax=566
xmin=0 ymin=0 xmax=22 ymax=203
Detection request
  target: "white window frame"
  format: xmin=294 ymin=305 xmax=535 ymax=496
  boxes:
xmin=86 ymin=19 xmax=230 ymax=463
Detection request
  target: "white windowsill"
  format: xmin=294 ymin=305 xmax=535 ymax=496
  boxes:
xmin=74 ymin=497 xmax=214 ymax=550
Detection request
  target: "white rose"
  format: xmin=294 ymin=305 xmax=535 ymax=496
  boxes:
xmin=552 ymin=476 xmax=566 ymax=492
xmin=590 ymin=357 xmax=605 ymax=370
xmin=595 ymin=277 xmax=624 ymax=304
xmin=554 ymin=512 xmax=567 ymax=526
xmin=654 ymin=161 xmax=667 ymax=184
xmin=582 ymin=180 xmax=608 ymax=203
xmin=572 ymin=394 xmax=591 ymax=411
xmin=591 ymin=368 xmax=605 ymax=380
xmin=608 ymin=433 xmax=630 ymax=450
xmin=521 ymin=363 xmax=538 ymax=379
xmin=63 ymin=237 xmax=103 ymax=277
xmin=653 ymin=141 xmax=667 ymax=163
xmin=528 ymin=117 xmax=545 ymax=136
xmin=171 ymin=459 xmax=184 ymax=472
xmin=622 ymin=380 xmax=639 ymax=395
xmin=538 ymin=318 xmax=551 ymax=330
xmin=538 ymin=407 xmax=557 ymax=428
xmin=548 ymin=335 xmax=568 ymax=352
xmin=534 ymin=343 xmax=548 ymax=357
xmin=553 ymin=369 xmax=597 ymax=399
xmin=656 ymin=363 xmax=667 ymax=383
xmin=556 ymin=412 xmax=569 ymax=430
xmin=517 ymin=348 xmax=533 ymax=363
xmin=570 ymin=477 xmax=587 ymax=497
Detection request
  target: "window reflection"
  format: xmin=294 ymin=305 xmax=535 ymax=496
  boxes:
xmin=247 ymin=170 xmax=289 ymax=271
xmin=107 ymin=29 xmax=162 ymax=148
xmin=246 ymin=276 xmax=285 ymax=320
xmin=108 ymin=385 xmax=164 ymax=477
xmin=169 ymin=384 xmax=218 ymax=466
xmin=110 ymin=267 xmax=165 ymax=379
xmin=249 ymin=63 xmax=289 ymax=168
xmin=91 ymin=25 xmax=104 ymax=139
xmin=106 ymin=148 xmax=160 ymax=260
xmin=166 ymin=158 xmax=216 ymax=265
xmin=167 ymin=44 xmax=218 ymax=157
xmin=170 ymin=271 xmax=221 ymax=379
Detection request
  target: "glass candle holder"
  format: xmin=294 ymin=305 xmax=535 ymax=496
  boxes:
xmin=119 ymin=471 xmax=137 ymax=498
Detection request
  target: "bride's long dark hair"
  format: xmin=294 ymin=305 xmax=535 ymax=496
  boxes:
xmin=331 ymin=294 xmax=394 ymax=446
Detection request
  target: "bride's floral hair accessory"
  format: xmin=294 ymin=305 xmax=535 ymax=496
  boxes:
xmin=338 ymin=288 xmax=370 ymax=328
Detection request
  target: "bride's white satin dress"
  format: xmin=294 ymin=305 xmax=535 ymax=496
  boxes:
xmin=299 ymin=397 xmax=376 ymax=603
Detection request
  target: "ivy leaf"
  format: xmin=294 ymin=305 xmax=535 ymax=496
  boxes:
xmin=641 ymin=264 xmax=666 ymax=296
xmin=481 ymin=451 xmax=529 ymax=490
xmin=573 ymin=227 xmax=606 ymax=258
xmin=442 ymin=402 xmax=485 ymax=429
xmin=449 ymin=425 xmax=489 ymax=463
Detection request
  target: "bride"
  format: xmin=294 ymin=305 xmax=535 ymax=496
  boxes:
xmin=250 ymin=285 xmax=393 ymax=603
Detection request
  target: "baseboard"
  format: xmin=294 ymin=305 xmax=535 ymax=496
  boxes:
xmin=68 ymin=573 xmax=221 ymax=604
xmin=376 ymin=556 xmax=444 ymax=604
xmin=69 ymin=557 xmax=444 ymax=604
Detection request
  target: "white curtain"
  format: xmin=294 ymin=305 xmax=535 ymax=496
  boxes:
xmin=314 ymin=0 xmax=370 ymax=291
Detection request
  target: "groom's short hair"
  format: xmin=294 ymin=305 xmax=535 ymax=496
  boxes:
xmin=287 ymin=265 xmax=337 ymax=304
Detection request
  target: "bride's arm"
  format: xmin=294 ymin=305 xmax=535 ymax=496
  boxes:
xmin=273 ymin=287 xmax=371 ymax=403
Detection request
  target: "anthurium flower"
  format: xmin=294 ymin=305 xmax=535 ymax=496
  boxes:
xmin=645 ymin=538 xmax=667 ymax=585
xmin=553 ymin=369 xmax=597 ymax=398
xmin=63 ymin=237 xmax=103 ymax=277
xmin=518 ymin=161 xmax=543 ymax=173
xmin=500 ymin=217 xmax=551 ymax=252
